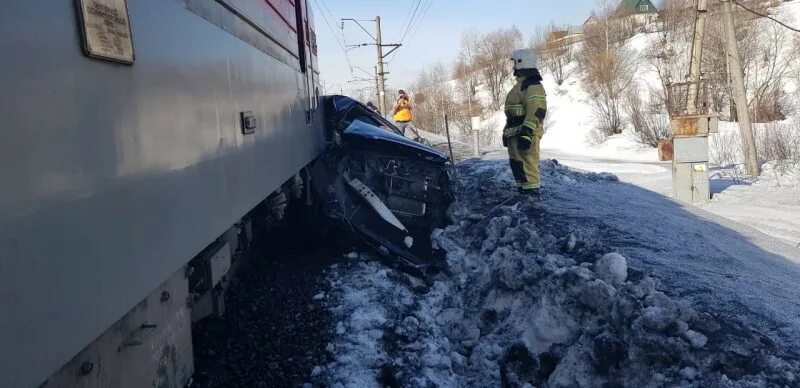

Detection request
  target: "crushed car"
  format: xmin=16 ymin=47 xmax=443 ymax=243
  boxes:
xmin=311 ymin=96 xmax=454 ymax=273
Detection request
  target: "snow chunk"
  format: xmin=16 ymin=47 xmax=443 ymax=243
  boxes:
xmin=594 ymin=253 xmax=628 ymax=285
xmin=639 ymin=306 xmax=672 ymax=332
xmin=683 ymin=330 xmax=708 ymax=349
xmin=680 ymin=366 xmax=697 ymax=380
xmin=565 ymin=233 xmax=577 ymax=252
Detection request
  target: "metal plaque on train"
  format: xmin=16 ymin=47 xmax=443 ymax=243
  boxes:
xmin=76 ymin=0 xmax=135 ymax=64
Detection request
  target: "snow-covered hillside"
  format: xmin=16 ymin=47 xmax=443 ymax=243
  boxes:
xmin=535 ymin=1 xmax=800 ymax=162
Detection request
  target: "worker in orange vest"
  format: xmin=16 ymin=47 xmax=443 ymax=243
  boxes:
xmin=393 ymin=90 xmax=416 ymax=136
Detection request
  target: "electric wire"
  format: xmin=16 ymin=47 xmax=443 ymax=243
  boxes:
xmin=318 ymin=0 xmax=339 ymax=31
xmin=731 ymin=0 xmax=800 ymax=33
xmin=398 ymin=0 xmax=424 ymax=45
xmin=311 ymin=0 xmax=345 ymax=51
xmin=396 ymin=0 xmax=420 ymax=41
xmin=406 ymin=0 xmax=434 ymax=43
xmin=312 ymin=0 xmax=357 ymax=90
xmin=339 ymin=26 xmax=356 ymax=80
xmin=318 ymin=0 xmax=357 ymax=80
xmin=387 ymin=0 xmax=434 ymax=62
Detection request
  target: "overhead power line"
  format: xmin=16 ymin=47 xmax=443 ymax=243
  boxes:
xmin=731 ymin=0 xmax=800 ymax=33
xmin=311 ymin=0 xmax=345 ymax=51
xmin=387 ymin=0 xmax=434 ymax=62
xmin=339 ymin=25 xmax=356 ymax=79
xmin=395 ymin=0 xmax=419 ymax=41
xmin=318 ymin=0 xmax=339 ymax=31
xmin=313 ymin=0 xmax=357 ymax=79
xmin=406 ymin=0 xmax=434 ymax=42
xmin=398 ymin=0 xmax=423 ymax=44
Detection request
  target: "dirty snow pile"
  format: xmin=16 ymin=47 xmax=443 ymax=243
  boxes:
xmin=317 ymin=160 xmax=799 ymax=387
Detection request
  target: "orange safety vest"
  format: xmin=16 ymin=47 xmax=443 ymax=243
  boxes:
xmin=393 ymin=97 xmax=413 ymax=122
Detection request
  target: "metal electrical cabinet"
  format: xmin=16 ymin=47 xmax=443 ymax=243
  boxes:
xmin=673 ymin=161 xmax=710 ymax=203
xmin=672 ymin=136 xmax=711 ymax=203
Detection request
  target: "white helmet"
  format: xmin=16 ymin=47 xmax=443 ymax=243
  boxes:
xmin=511 ymin=48 xmax=538 ymax=71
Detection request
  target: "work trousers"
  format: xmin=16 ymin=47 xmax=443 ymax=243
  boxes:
xmin=396 ymin=121 xmax=418 ymax=137
xmin=506 ymin=134 xmax=542 ymax=190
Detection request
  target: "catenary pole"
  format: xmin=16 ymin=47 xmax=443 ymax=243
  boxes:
xmin=721 ymin=0 xmax=760 ymax=176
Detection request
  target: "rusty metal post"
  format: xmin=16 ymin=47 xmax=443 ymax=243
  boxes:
xmin=444 ymin=114 xmax=455 ymax=163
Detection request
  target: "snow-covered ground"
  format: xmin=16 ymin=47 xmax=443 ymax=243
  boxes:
xmin=702 ymin=163 xmax=800 ymax=247
xmin=319 ymin=157 xmax=800 ymax=387
xmin=539 ymin=147 xmax=800 ymax=248
xmin=327 ymin=4 xmax=800 ymax=385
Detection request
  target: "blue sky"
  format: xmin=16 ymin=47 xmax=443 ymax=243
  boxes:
xmin=311 ymin=0 xmax=602 ymax=95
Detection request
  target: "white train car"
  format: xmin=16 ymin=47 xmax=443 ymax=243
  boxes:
xmin=0 ymin=0 xmax=323 ymax=386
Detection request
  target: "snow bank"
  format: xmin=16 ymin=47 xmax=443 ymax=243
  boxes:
xmin=703 ymin=160 xmax=800 ymax=246
xmin=321 ymin=159 xmax=800 ymax=387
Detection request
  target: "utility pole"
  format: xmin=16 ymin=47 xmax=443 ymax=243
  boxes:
xmin=375 ymin=16 xmax=387 ymax=115
xmin=720 ymin=0 xmax=760 ymax=176
xmin=686 ymin=0 xmax=708 ymax=114
xmin=342 ymin=17 xmax=401 ymax=117
xmin=374 ymin=66 xmax=380 ymax=104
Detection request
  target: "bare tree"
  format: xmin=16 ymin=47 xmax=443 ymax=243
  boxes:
xmin=624 ymin=83 xmax=671 ymax=147
xmin=788 ymin=35 xmax=800 ymax=117
xmin=411 ymin=62 xmax=457 ymax=134
xmin=579 ymin=5 xmax=637 ymax=137
xmin=645 ymin=0 xmax=694 ymax=110
xmin=531 ymin=24 xmax=574 ymax=86
xmin=452 ymin=29 xmax=485 ymax=133
xmin=745 ymin=10 xmax=794 ymax=122
xmin=475 ymin=26 xmax=523 ymax=110
xmin=702 ymin=0 xmax=794 ymax=122
xmin=709 ymin=131 xmax=742 ymax=166
xmin=756 ymin=122 xmax=800 ymax=162
xmin=452 ymin=61 xmax=483 ymax=137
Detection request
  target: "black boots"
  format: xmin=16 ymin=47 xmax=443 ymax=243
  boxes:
xmin=518 ymin=187 xmax=541 ymax=197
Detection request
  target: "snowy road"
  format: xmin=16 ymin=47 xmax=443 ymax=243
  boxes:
xmin=541 ymin=149 xmax=800 ymax=248
xmin=321 ymin=155 xmax=800 ymax=387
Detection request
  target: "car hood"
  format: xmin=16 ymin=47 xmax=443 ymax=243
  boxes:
xmin=342 ymin=120 xmax=449 ymax=164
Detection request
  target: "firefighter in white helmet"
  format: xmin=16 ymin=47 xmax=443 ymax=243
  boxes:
xmin=503 ymin=48 xmax=548 ymax=196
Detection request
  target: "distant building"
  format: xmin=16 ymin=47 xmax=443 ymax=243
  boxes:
xmin=616 ymin=0 xmax=658 ymax=24
xmin=547 ymin=25 xmax=584 ymax=45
